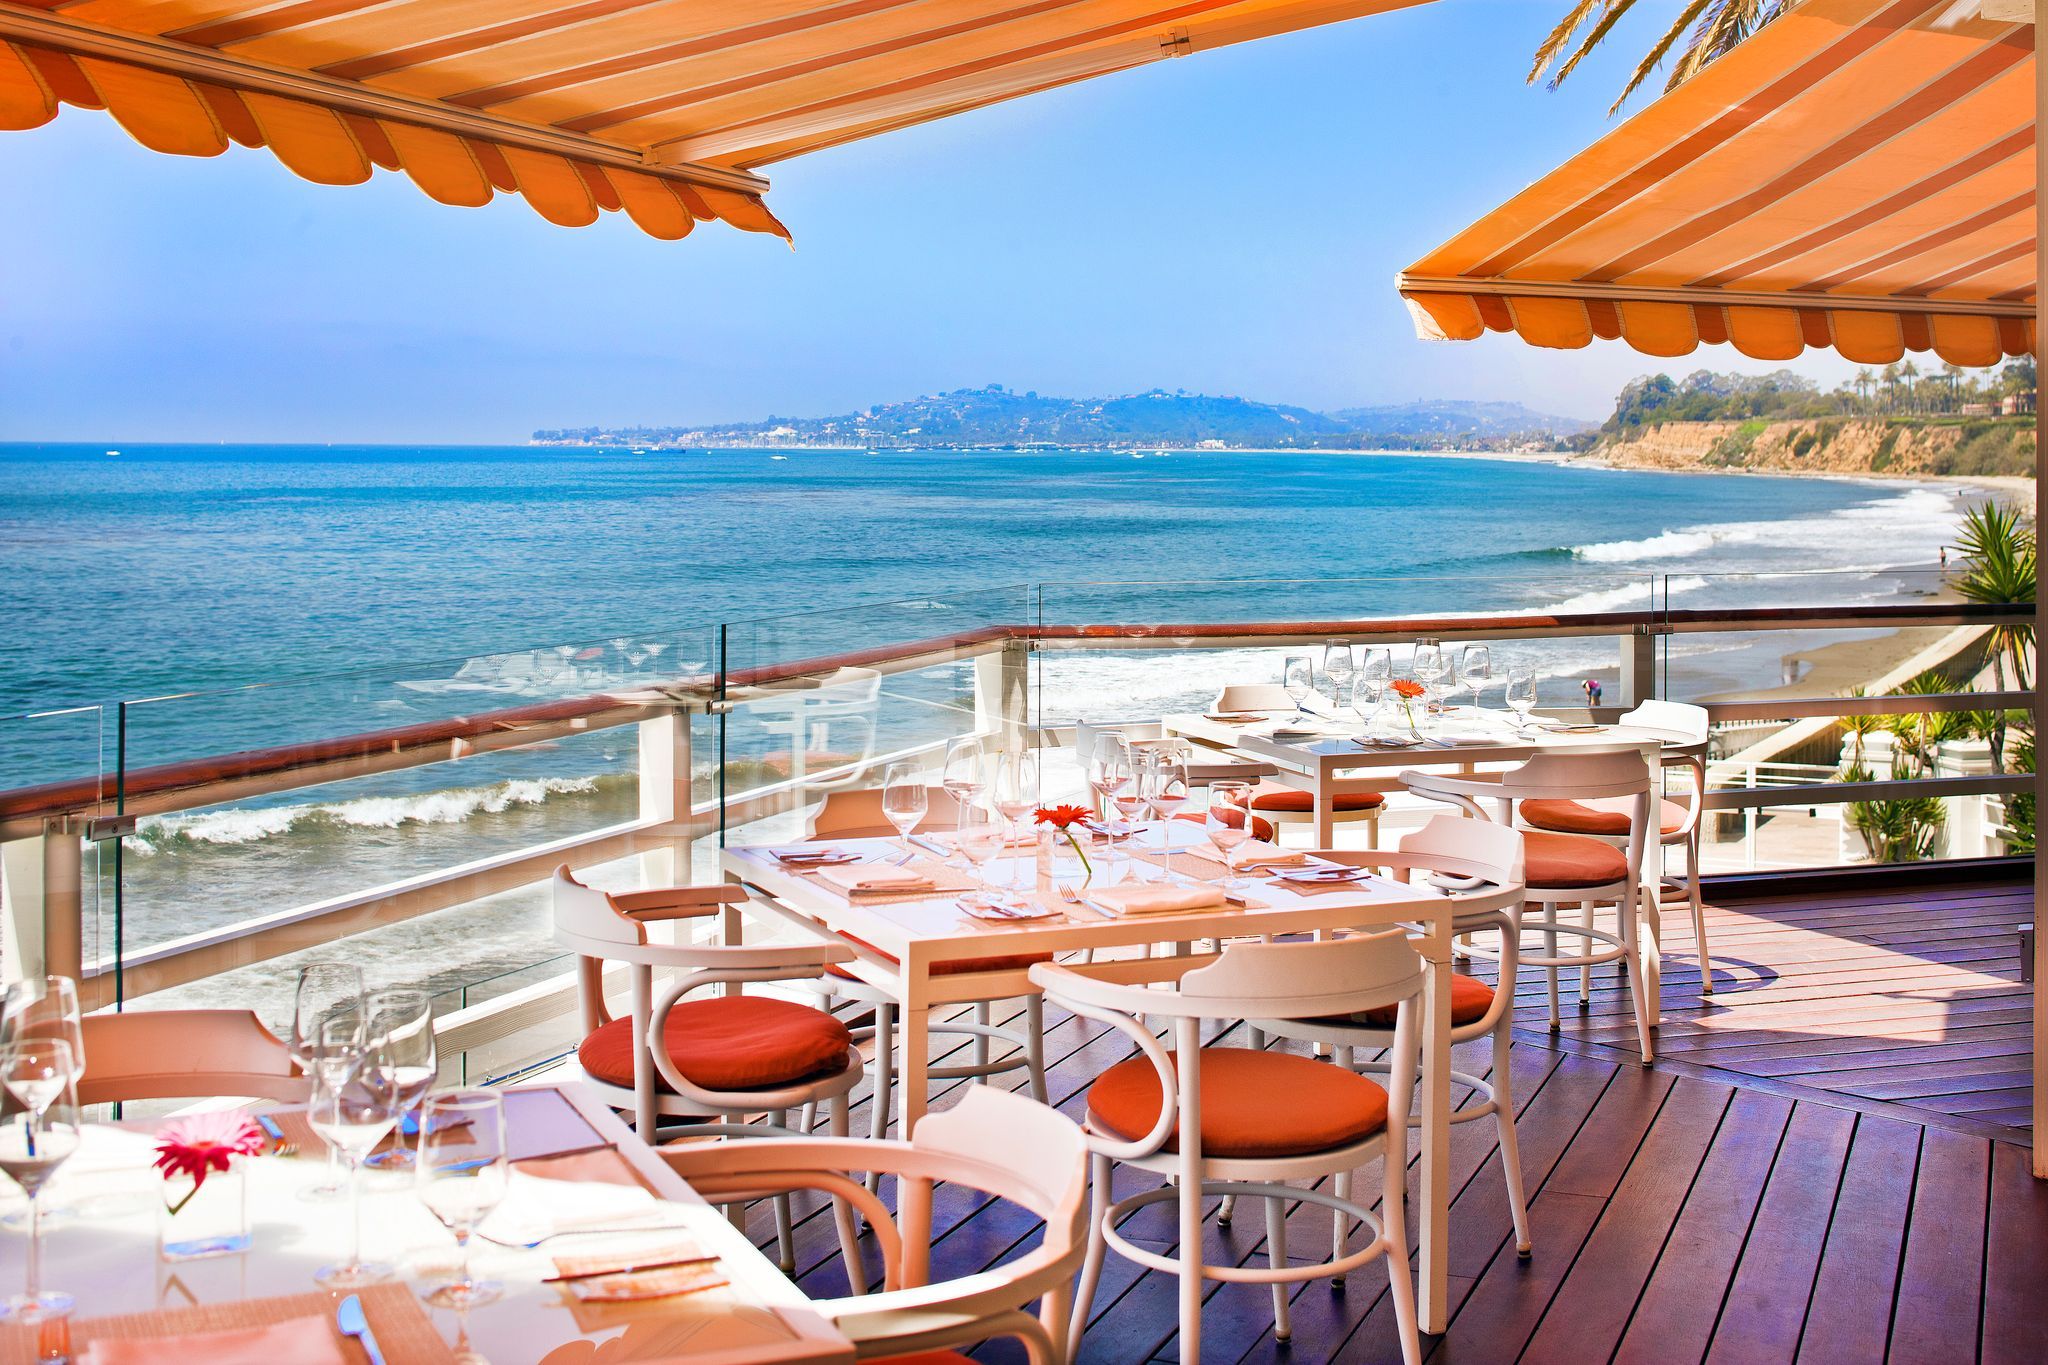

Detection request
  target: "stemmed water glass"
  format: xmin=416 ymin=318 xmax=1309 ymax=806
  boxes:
xmin=881 ymin=761 xmax=928 ymax=861
xmin=1351 ymin=673 xmax=1389 ymax=741
xmin=941 ymin=737 xmax=986 ymax=825
xmin=1107 ymin=748 xmax=1152 ymax=878
xmin=1089 ymin=738 xmax=1135 ymax=821
xmin=415 ymin=1088 xmax=508 ymax=1310
xmin=1321 ymin=643 xmax=1355 ymax=710
xmin=1412 ymin=640 xmax=1447 ymax=712
xmin=991 ymin=748 xmax=1040 ymax=887
xmin=0 ymin=1040 xmax=80 ymax=1324
xmin=289 ymin=961 xmax=365 ymax=1202
xmin=1282 ymin=656 xmax=1315 ymax=717
xmin=1458 ymin=644 xmax=1494 ymax=713
xmin=1506 ymin=668 xmax=1539 ymax=733
xmin=954 ymin=806 xmax=1009 ymax=901
xmin=362 ymin=989 xmax=436 ymax=1175
xmin=1144 ymin=751 xmax=1191 ymax=873
xmin=1205 ymin=782 xmax=1256 ymax=889
xmin=1 ymin=976 xmax=85 ymax=1227
xmin=309 ymin=1015 xmax=400 ymax=1288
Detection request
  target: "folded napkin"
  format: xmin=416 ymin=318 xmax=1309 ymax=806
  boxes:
xmin=1179 ymin=839 xmax=1302 ymax=871
xmin=479 ymin=1163 xmax=682 ymax=1246
xmin=928 ymin=828 xmax=1039 ymax=850
xmin=79 ymin=1316 xmax=346 ymax=1365
xmin=815 ymin=862 xmax=934 ymax=895
xmin=770 ymin=846 xmax=858 ymax=864
xmin=561 ymin=1261 xmax=728 ymax=1303
xmin=1085 ymin=883 xmax=1226 ymax=916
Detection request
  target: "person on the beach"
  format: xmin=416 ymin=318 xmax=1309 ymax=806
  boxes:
xmin=1582 ymin=678 xmax=1602 ymax=708
xmin=1940 ymin=546 xmax=1949 ymax=570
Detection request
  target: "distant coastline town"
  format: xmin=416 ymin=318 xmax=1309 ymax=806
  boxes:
xmin=535 ymin=365 xmax=2039 ymax=479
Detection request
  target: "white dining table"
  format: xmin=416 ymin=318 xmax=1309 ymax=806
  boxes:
xmin=0 ymin=1083 xmax=853 ymax=1364
xmin=723 ymin=822 xmax=1522 ymax=1335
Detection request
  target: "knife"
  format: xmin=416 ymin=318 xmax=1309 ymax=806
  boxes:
xmin=255 ymin=1114 xmax=285 ymax=1144
xmin=542 ymin=1252 xmax=720 ymax=1283
xmin=909 ymin=835 xmax=951 ymax=857
xmin=336 ymin=1293 xmax=384 ymax=1365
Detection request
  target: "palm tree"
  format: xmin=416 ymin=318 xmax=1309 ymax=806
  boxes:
xmin=1854 ymin=368 xmax=1876 ymax=413
xmin=1898 ymin=359 xmax=1921 ymax=413
xmin=1529 ymin=0 xmax=1795 ymax=112
xmin=1951 ymin=500 xmax=2036 ymax=774
xmin=1880 ymin=362 xmax=1900 ymax=412
xmin=1940 ymin=362 xmax=1965 ymax=412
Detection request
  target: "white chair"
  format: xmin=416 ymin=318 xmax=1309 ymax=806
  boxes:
xmin=1520 ymin=700 xmax=1713 ymax=991
xmin=806 ymin=784 xmax=968 ymax=840
xmin=1033 ymin=934 xmax=1427 ymax=1365
xmin=78 ymin=1009 xmax=308 ymax=1108
xmin=1074 ymin=720 xmax=1273 ymax=797
xmin=1247 ymin=815 xmax=1534 ymax=1259
xmin=551 ymin=866 xmax=866 ymax=1273
xmin=664 ymin=1087 xmax=1088 ymax=1363
xmin=1402 ymin=747 xmax=1660 ymax=1061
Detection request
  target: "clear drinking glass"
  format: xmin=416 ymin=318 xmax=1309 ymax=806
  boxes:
xmin=1282 ymin=656 xmax=1315 ymax=716
xmin=416 ymin=1088 xmax=508 ymax=1310
xmin=1351 ymin=674 xmax=1389 ymax=740
xmin=1205 ymin=782 xmax=1256 ymax=889
xmin=1088 ymin=737 xmax=1134 ymax=817
xmin=290 ymin=962 xmax=364 ymax=1203
xmin=1 ymin=978 xmax=85 ymax=1083
xmin=954 ymin=807 xmax=1008 ymax=896
xmin=1506 ymin=669 xmax=1539 ymax=732
xmin=941 ymin=736 xmax=986 ymax=824
xmin=1321 ymin=643 xmax=1355 ymax=709
xmin=0 ymin=1040 xmax=80 ymax=1323
xmin=1144 ymin=752 xmax=1190 ymax=871
xmin=1106 ymin=747 xmax=1150 ymax=875
xmin=362 ymin=989 xmax=436 ymax=1174
xmin=1412 ymin=639 xmax=1447 ymax=709
xmin=991 ymin=747 xmax=1040 ymax=839
xmin=881 ymin=761 xmax=928 ymax=860
xmin=308 ymin=1017 xmax=397 ymax=1288
xmin=1458 ymin=644 xmax=1494 ymax=712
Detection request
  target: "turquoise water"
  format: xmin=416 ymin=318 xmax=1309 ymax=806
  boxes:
xmin=0 ymin=441 xmax=1976 ymax=1005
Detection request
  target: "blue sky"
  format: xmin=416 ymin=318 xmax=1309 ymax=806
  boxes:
xmin=0 ymin=0 xmax=1858 ymax=443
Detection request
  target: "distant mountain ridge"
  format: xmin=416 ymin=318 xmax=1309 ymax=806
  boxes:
xmin=532 ymin=387 xmax=1596 ymax=453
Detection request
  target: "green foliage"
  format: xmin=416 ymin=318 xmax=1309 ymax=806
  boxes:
xmin=1953 ymin=501 xmax=2035 ymax=695
xmin=1841 ymin=757 xmax=1945 ymax=863
xmin=1927 ymin=423 xmax=2035 ymax=478
xmin=2004 ymin=734 xmax=2035 ymax=855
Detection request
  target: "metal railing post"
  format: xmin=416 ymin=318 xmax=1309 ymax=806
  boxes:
xmin=0 ymin=821 xmax=82 ymax=987
xmin=637 ymin=708 xmax=693 ymax=887
xmin=1619 ymin=627 xmax=1658 ymax=709
xmin=974 ymin=638 xmax=1031 ymax=750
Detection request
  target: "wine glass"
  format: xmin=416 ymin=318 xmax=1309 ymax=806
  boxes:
xmin=289 ymin=962 xmax=364 ymax=1202
xmin=415 ymin=1088 xmax=508 ymax=1310
xmin=362 ymin=989 xmax=436 ymax=1174
xmin=1412 ymin=639 xmax=1446 ymax=710
xmin=954 ymin=806 xmax=1009 ymax=898
xmin=1351 ymin=672 xmax=1389 ymax=741
xmin=1506 ymin=668 xmax=1539 ymax=733
xmin=991 ymin=748 xmax=1039 ymax=840
xmin=941 ymin=737 xmax=986 ymax=826
xmin=881 ymin=761 xmax=928 ymax=861
xmin=1321 ymin=643 xmax=1355 ymax=710
xmin=1088 ymin=735 xmax=1131 ymax=812
xmin=0 ymin=1040 xmax=80 ymax=1323
xmin=1205 ymin=783 xmax=1256 ymax=889
xmin=1282 ymin=655 xmax=1315 ymax=717
xmin=1458 ymin=644 xmax=1494 ymax=713
xmin=2 ymin=978 xmax=84 ymax=1083
xmin=308 ymin=1016 xmax=398 ymax=1288
xmin=1144 ymin=752 xmax=1191 ymax=869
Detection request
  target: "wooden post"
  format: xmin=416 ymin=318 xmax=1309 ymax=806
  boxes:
xmin=637 ymin=710 xmax=693 ymax=888
xmin=0 ymin=823 xmax=82 ymax=987
xmin=1618 ymin=627 xmax=1658 ymax=711
xmin=973 ymin=639 xmax=1032 ymax=750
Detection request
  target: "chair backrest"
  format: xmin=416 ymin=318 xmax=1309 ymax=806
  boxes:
xmin=805 ymin=785 xmax=967 ymax=840
xmin=1621 ymin=699 xmax=1710 ymax=747
xmin=1073 ymin=720 xmax=1165 ymax=770
xmin=79 ymin=1009 xmax=306 ymax=1107
xmin=1489 ymin=745 xmax=1652 ymax=802
xmin=552 ymin=865 xmax=645 ymax=948
xmin=1214 ymin=683 xmax=1294 ymax=713
xmin=1398 ymin=812 xmax=1525 ymax=888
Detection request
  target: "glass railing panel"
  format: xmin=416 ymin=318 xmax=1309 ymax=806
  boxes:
xmin=0 ymin=703 xmax=110 ymax=1007
xmin=718 ymin=587 xmax=1033 ymax=848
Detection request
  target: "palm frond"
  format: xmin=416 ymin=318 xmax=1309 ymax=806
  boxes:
xmin=1528 ymin=0 xmax=1611 ymax=84
xmin=1556 ymin=0 xmax=1652 ymax=94
xmin=1613 ymin=0 xmax=1715 ymax=112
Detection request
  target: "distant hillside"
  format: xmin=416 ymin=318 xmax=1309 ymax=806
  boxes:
xmin=533 ymin=387 xmax=1596 ymax=453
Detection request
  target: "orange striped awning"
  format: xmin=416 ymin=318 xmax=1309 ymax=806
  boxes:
xmin=0 ymin=0 xmax=1429 ymax=243
xmin=1399 ymin=0 xmax=2036 ymax=368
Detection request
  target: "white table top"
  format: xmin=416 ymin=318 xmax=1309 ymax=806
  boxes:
xmin=0 ymin=1084 xmax=851 ymax=1365
xmin=1165 ymin=706 xmax=1679 ymax=776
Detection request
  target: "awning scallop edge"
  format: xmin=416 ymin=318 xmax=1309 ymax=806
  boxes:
xmin=0 ymin=40 xmax=789 ymax=243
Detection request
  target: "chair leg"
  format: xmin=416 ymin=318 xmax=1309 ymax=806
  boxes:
xmin=826 ymin=1098 xmax=867 ymax=1294
xmin=1542 ymin=919 xmax=1561 ymax=1032
xmin=1217 ymin=1193 xmax=1236 ymax=1228
xmin=972 ymin=1001 xmax=991 ymax=1073
xmin=866 ymin=1001 xmax=896 ymax=1215
xmin=1024 ymin=995 xmax=1048 ymax=1103
xmin=1265 ymin=1193 xmax=1292 ymax=1342
xmin=1578 ymin=901 xmax=1594 ymax=1005
xmin=1330 ymin=1171 xmax=1348 ymax=1287
xmin=1177 ymin=1150 xmax=1204 ymax=1365
xmin=1621 ymin=904 xmax=1656 ymax=1064
xmin=1688 ymin=836 xmax=1712 ymax=994
xmin=1492 ymin=1032 xmax=1532 ymax=1257
xmin=772 ymin=1108 xmax=796 ymax=1272
xmin=1382 ymin=1158 xmax=1422 ymax=1365
xmin=1066 ymin=1152 xmax=1113 ymax=1362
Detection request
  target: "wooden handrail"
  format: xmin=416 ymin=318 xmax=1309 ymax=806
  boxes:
xmin=1 ymin=600 xmax=2030 ymax=829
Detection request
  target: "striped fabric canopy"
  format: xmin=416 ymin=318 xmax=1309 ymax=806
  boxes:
xmin=0 ymin=0 xmax=1427 ymax=241
xmin=1399 ymin=0 xmax=2036 ymax=367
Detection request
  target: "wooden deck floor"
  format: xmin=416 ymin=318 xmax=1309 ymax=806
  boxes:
xmin=742 ymin=874 xmax=2044 ymax=1363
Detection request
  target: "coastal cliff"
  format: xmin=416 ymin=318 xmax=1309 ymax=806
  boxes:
xmin=1591 ymin=415 xmax=2034 ymax=479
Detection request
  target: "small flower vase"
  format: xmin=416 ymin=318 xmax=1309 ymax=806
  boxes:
xmin=158 ymin=1161 xmax=250 ymax=1261
xmin=1049 ymin=829 xmax=1097 ymax=888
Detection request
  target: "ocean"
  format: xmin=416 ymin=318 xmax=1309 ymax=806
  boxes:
xmin=0 ymin=442 xmax=1981 ymax=1017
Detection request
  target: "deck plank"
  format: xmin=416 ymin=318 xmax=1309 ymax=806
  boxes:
xmin=1889 ymin=1126 xmax=1991 ymax=1365
xmin=1795 ymin=1113 xmax=1920 ymax=1365
xmin=1982 ymin=1140 xmax=2048 ymax=1365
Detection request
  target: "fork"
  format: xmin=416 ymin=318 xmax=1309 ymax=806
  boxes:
xmin=476 ymin=1222 xmax=690 ymax=1251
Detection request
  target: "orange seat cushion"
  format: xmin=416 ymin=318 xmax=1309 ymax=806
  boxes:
xmin=821 ymin=932 xmax=1052 ymax=980
xmin=1087 ymin=1048 xmax=1389 ymax=1159
xmin=1226 ymin=781 xmax=1384 ymax=815
xmin=1522 ymin=830 xmax=1630 ymax=889
xmin=1522 ymin=796 xmax=1687 ymax=838
xmin=1342 ymin=973 xmax=1495 ymax=1028
xmin=579 ymin=996 xmax=851 ymax=1093
xmin=1172 ymin=809 xmax=1278 ymax=843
